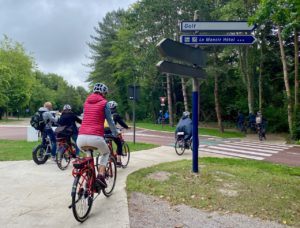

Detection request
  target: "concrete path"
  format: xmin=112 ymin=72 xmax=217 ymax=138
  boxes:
xmin=0 ymin=146 xmax=226 ymax=228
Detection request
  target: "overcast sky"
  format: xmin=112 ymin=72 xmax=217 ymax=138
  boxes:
xmin=0 ymin=0 xmax=136 ymax=88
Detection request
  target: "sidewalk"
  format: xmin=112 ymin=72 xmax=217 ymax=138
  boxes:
xmin=0 ymin=146 xmax=227 ymax=228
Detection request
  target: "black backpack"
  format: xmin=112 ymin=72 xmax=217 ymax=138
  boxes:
xmin=30 ymin=111 xmax=45 ymax=130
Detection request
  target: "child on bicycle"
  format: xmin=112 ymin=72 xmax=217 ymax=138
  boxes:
xmin=104 ymin=101 xmax=130 ymax=166
xmin=77 ymin=83 xmax=118 ymax=188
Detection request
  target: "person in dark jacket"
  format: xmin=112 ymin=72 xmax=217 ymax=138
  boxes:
xmin=104 ymin=101 xmax=130 ymax=166
xmin=57 ymin=104 xmax=82 ymax=157
xmin=175 ymin=111 xmax=192 ymax=146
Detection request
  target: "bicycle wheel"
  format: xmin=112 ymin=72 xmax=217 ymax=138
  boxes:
xmin=32 ymin=144 xmax=50 ymax=165
xmin=56 ymin=146 xmax=71 ymax=170
xmin=175 ymin=138 xmax=185 ymax=156
xmin=121 ymin=142 xmax=130 ymax=167
xmin=71 ymin=168 xmax=94 ymax=222
xmin=102 ymin=156 xmax=117 ymax=197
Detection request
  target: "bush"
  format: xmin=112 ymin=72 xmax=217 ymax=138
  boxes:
xmin=292 ymin=107 xmax=300 ymax=140
xmin=263 ymin=106 xmax=288 ymax=133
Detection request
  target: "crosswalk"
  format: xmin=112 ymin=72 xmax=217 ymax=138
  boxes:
xmin=199 ymin=140 xmax=293 ymax=160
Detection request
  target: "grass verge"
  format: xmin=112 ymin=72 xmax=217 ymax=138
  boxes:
xmin=0 ymin=139 xmax=158 ymax=161
xmin=127 ymin=157 xmax=300 ymax=226
xmin=135 ymin=122 xmax=244 ymax=138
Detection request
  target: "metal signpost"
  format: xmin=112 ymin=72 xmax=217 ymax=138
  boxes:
xmin=180 ymin=35 xmax=257 ymax=45
xmin=156 ymin=19 xmax=256 ymax=173
xmin=156 ymin=38 xmax=207 ymax=173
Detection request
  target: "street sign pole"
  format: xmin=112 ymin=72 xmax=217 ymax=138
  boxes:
xmin=192 ymin=78 xmax=199 ymax=173
xmin=192 ymin=10 xmax=199 ymax=173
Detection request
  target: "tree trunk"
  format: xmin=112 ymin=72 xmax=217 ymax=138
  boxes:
xmin=259 ymin=40 xmax=264 ymax=111
xmin=213 ymin=51 xmax=224 ymax=132
xmin=278 ymin=27 xmax=293 ymax=133
xmin=295 ymin=28 xmax=299 ymax=109
xmin=245 ymin=47 xmax=254 ymax=113
xmin=181 ymin=78 xmax=188 ymax=111
xmin=166 ymin=74 xmax=173 ymax=126
xmin=238 ymin=47 xmax=254 ymax=114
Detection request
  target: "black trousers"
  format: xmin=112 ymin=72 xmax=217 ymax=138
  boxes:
xmin=104 ymin=129 xmax=123 ymax=155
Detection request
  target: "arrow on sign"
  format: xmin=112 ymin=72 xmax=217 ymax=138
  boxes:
xmin=156 ymin=61 xmax=206 ymax=79
xmin=181 ymin=21 xmax=256 ymax=32
xmin=156 ymin=38 xmax=207 ymax=67
xmin=180 ymin=35 xmax=256 ymax=45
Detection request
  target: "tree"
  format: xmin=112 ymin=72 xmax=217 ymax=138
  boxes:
xmin=0 ymin=36 xmax=35 ymax=115
xmin=251 ymin=0 xmax=299 ymax=135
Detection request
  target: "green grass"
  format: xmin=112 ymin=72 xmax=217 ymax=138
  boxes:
xmin=135 ymin=122 xmax=244 ymax=138
xmin=0 ymin=140 xmax=37 ymax=161
xmin=0 ymin=139 xmax=158 ymax=161
xmin=127 ymin=158 xmax=300 ymax=226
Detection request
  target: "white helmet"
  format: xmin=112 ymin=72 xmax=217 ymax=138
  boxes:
xmin=183 ymin=111 xmax=190 ymax=117
xmin=93 ymin=83 xmax=108 ymax=94
xmin=108 ymin=101 xmax=118 ymax=109
xmin=63 ymin=104 xmax=72 ymax=111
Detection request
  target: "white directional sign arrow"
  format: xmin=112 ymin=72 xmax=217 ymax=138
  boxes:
xmin=180 ymin=21 xmax=257 ymax=32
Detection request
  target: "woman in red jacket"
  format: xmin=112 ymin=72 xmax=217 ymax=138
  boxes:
xmin=77 ymin=83 xmax=117 ymax=188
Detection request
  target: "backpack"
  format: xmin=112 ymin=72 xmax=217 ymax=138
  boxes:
xmin=30 ymin=111 xmax=46 ymax=130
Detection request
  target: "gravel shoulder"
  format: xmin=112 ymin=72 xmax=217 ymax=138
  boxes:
xmin=128 ymin=192 xmax=288 ymax=228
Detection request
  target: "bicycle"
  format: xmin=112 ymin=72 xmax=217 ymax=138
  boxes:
xmin=56 ymin=137 xmax=77 ymax=170
xmin=102 ymin=129 xmax=130 ymax=168
xmin=69 ymin=146 xmax=117 ymax=222
xmin=257 ymin=124 xmax=266 ymax=141
xmin=175 ymin=132 xmax=192 ymax=156
xmin=32 ymin=131 xmax=51 ymax=165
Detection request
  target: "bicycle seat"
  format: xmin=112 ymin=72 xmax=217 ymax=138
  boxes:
xmin=81 ymin=146 xmax=97 ymax=151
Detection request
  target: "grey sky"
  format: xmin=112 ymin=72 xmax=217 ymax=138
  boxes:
xmin=0 ymin=0 xmax=136 ymax=88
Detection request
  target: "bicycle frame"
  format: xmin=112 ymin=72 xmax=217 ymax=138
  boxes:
xmin=72 ymin=157 xmax=97 ymax=195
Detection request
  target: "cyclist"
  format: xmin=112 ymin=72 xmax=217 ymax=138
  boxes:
xmin=175 ymin=111 xmax=192 ymax=148
xmin=104 ymin=101 xmax=130 ymax=166
xmin=77 ymin=83 xmax=117 ymax=188
xmin=39 ymin=101 xmax=58 ymax=160
xmin=256 ymin=111 xmax=267 ymax=140
xmin=57 ymin=104 xmax=82 ymax=157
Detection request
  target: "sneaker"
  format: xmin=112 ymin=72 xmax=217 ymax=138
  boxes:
xmin=116 ymin=161 xmax=122 ymax=167
xmin=51 ymin=156 xmax=56 ymax=161
xmin=95 ymin=174 xmax=107 ymax=188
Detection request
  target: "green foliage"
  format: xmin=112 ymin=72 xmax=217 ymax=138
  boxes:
xmin=264 ymin=106 xmax=288 ymax=132
xmin=292 ymin=107 xmax=300 ymax=140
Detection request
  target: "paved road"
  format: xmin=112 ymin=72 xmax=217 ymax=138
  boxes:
xmin=1 ymin=125 xmax=300 ymax=166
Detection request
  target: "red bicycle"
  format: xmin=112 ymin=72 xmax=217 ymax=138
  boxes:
xmin=69 ymin=146 xmax=117 ymax=222
xmin=101 ymin=129 xmax=130 ymax=168
xmin=56 ymin=137 xmax=77 ymax=170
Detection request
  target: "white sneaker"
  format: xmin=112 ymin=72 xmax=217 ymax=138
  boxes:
xmin=51 ymin=156 xmax=56 ymax=161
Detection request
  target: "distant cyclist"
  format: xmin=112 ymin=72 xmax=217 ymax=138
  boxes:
xmin=57 ymin=104 xmax=82 ymax=157
xmin=39 ymin=101 xmax=58 ymax=160
xmin=104 ymin=101 xmax=130 ymax=166
xmin=77 ymin=83 xmax=118 ymax=188
xmin=175 ymin=111 xmax=192 ymax=148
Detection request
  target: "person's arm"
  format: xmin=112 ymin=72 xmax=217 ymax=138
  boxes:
xmin=105 ymin=103 xmax=117 ymax=136
xmin=44 ymin=111 xmax=57 ymax=124
xmin=74 ymin=114 xmax=82 ymax=124
xmin=114 ymin=114 xmax=129 ymax=129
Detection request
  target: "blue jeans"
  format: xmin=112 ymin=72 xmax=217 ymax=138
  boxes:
xmin=42 ymin=128 xmax=57 ymax=157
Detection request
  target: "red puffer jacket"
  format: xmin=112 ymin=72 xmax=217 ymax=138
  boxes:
xmin=79 ymin=93 xmax=107 ymax=136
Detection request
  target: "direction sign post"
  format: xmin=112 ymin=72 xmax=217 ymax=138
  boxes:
xmin=180 ymin=35 xmax=256 ymax=45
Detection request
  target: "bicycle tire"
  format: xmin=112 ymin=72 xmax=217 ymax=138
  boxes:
xmin=121 ymin=142 xmax=130 ymax=167
xmin=102 ymin=156 xmax=117 ymax=197
xmin=175 ymin=138 xmax=185 ymax=156
xmin=71 ymin=168 xmax=94 ymax=222
xmin=56 ymin=146 xmax=71 ymax=170
xmin=32 ymin=144 xmax=49 ymax=165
